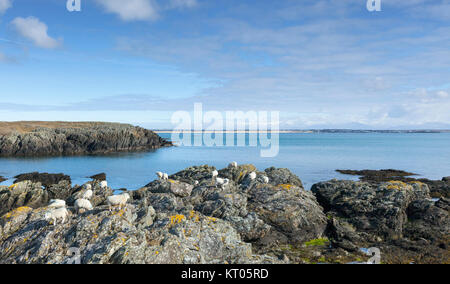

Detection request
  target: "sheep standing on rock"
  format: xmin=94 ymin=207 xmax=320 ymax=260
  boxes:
xmin=44 ymin=207 xmax=69 ymax=225
xmin=156 ymin=172 xmax=164 ymax=180
xmin=100 ymin=180 xmax=108 ymax=189
xmin=82 ymin=189 xmax=93 ymax=200
xmin=249 ymin=172 xmax=257 ymax=181
xmin=74 ymin=199 xmax=93 ymax=213
xmin=262 ymin=176 xmax=270 ymax=184
xmin=48 ymin=199 xmax=66 ymax=209
xmin=163 ymin=173 xmax=169 ymax=180
xmin=228 ymin=162 xmax=238 ymax=168
xmin=215 ymin=178 xmax=230 ymax=188
xmin=107 ymin=193 xmax=130 ymax=212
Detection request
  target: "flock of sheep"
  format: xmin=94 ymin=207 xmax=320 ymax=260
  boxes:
xmin=44 ymin=181 xmax=130 ymax=225
xmin=43 ymin=162 xmax=270 ymax=225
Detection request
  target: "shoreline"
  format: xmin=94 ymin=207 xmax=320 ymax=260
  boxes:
xmin=0 ymin=166 xmax=448 ymax=264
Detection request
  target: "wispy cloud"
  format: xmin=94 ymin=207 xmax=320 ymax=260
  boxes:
xmin=95 ymin=0 xmax=198 ymax=21
xmin=0 ymin=0 xmax=11 ymax=14
xmin=95 ymin=0 xmax=159 ymax=21
xmin=11 ymin=17 xmax=61 ymax=49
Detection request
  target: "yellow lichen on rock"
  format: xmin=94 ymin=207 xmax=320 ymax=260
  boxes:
xmin=278 ymin=184 xmax=293 ymax=190
xmin=169 ymin=214 xmax=186 ymax=226
xmin=2 ymin=206 xmax=32 ymax=219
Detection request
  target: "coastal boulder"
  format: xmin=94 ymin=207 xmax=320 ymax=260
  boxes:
xmin=247 ymin=183 xmax=327 ymax=245
xmin=311 ymin=180 xmax=431 ymax=241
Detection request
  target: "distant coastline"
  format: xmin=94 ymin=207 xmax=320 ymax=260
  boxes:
xmin=155 ymin=129 xmax=450 ymax=134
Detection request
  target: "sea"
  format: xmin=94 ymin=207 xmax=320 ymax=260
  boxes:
xmin=0 ymin=133 xmax=449 ymax=190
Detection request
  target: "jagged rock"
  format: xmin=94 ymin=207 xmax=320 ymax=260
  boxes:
xmin=264 ymin=167 xmax=304 ymax=188
xmin=337 ymin=169 xmax=449 ymax=198
xmin=1 ymin=165 xmax=449 ymax=264
xmin=405 ymin=199 xmax=450 ymax=242
xmin=0 ymin=176 xmax=6 ymax=183
xmin=13 ymin=172 xmax=71 ymax=188
xmin=142 ymin=180 xmax=193 ymax=198
xmin=247 ymin=183 xmax=327 ymax=245
xmin=0 ymin=204 xmax=282 ymax=264
xmin=0 ymin=122 xmax=172 ymax=157
xmin=312 ymin=180 xmax=430 ymax=241
xmin=0 ymin=180 xmax=75 ymax=216
xmin=89 ymin=173 xmax=106 ymax=181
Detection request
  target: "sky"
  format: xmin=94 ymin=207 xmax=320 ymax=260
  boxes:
xmin=0 ymin=0 xmax=449 ymax=129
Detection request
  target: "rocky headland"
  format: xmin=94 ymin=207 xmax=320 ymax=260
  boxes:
xmin=0 ymin=166 xmax=448 ymax=264
xmin=0 ymin=122 xmax=172 ymax=157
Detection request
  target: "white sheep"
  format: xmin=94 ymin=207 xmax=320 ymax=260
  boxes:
xmin=74 ymin=199 xmax=93 ymax=213
xmin=216 ymin=178 xmax=230 ymax=188
xmin=48 ymin=199 xmax=66 ymax=209
xmin=212 ymin=170 xmax=218 ymax=178
xmin=216 ymin=177 xmax=225 ymax=186
xmin=194 ymin=180 xmax=199 ymax=186
xmin=249 ymin=172 xmax=257 ymax=181
xmin=82 ymin=189 xmax=93 ymax=200
xmin=107 ymin=193 xmax=130 ymax=211
xmin=262 ymin=176 xmax=270 ymax=184
xmin=228 ymin=162 xmax=238 ymax=168
xmin=100 ymin=180 xmax=108 ymax=188
xmin=44 ymin=207 xmax=69 ymax=225
xmin=163 ymin=173 xmax=169 ymax=180
xmin=156 ymin=172 xmax=164 ymax=180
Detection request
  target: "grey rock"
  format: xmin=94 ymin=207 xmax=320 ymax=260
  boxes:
xmin=0 ymin=123 xmax=172 ymax=157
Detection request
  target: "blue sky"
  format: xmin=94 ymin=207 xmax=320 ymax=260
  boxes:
xmin=0 ymin=0 xmax=449 ymax=129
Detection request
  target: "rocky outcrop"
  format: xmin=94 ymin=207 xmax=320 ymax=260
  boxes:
xmin=13 ymin=172 xmax=71 ymax=188
xmin=0 ymin=180 xmax=74 ymax=216
xmin=0 ymin=176 xmax=5 ymax=183
xmin=337 ymin=169 xmax=450 ymax=198
xmin=0 ymin=165 xmax=326 ymax=264
xmin=311 ymin=179 xmax=449 ymax=263
xmin=0 ymin=165 xmax=449 ymax=264
xmin=0 ymin=122 xmax=172 ymax=157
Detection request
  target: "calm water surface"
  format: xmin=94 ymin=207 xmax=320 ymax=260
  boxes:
xmin=0 ymin=133 xmax=449 ymax=190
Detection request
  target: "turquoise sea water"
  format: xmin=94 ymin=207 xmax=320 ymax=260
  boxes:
xmin=0 ymin=133 xmax=449 ymax=190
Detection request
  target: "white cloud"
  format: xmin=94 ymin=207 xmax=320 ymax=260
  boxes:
xmin=168 ymin=0 xmax=198 ymax=9
xmin=0 ymin=0 xmax=11 ymax=14
xmin=95 ymin=0 xmax=159 ymax=21
xmin=95 ymin=0 xmax=197 ymax=21
xmin=11 ymin=17 xmax=61 ymax=49
xmin=437 ymin=91 xmax=449 ymax=98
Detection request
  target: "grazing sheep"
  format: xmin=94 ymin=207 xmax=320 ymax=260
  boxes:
xmin=74 ymin=199 xmax=93 ymax=213
xmin=262 ymin=176 xmax=270 ymax=184
xmin=48 ymin=199 xmax=66 ymax=209
xmin=82 ymin=189 xmax=93 ymax=200
xmin=156 ymin=172 xmax=164 ymax=180
xmin=228 ymin=162 xmax=238 ymax=168
xmin=107 ymin=193 xmax=130 ymax=211
xmin=44 ymin=207 xmax=69 ymax=225
xmin=249 ymin=172 xmax=257 ymax=181
xmin=163 ymin=173 xmax=169 ymax=180
xmin=100 ymin=180 xmax=108 ymax=188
